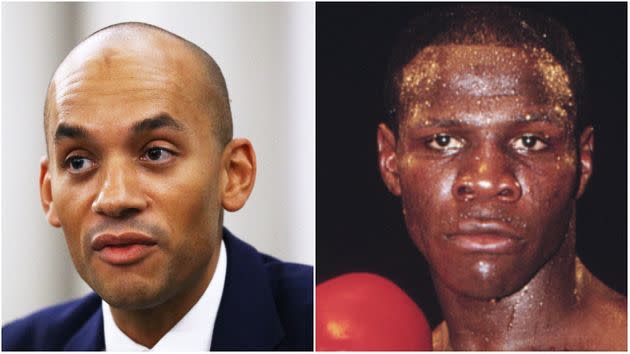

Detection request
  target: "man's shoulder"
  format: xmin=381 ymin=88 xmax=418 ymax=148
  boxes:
xmin=2 ymin=292 xmax=102 ymax=351
xmin=220 ymin=229 xmax=313 ymax=350
xmin=225 ymin=231 xmax=313 ymax=306
xmin=260 ymin=253 xmax=313 ymax=295
xmin=580 ymin=277 xmax=627 ymax=350
xmin=562 ymin=259 xmax=627 ymax=350
xmin=223 ymin=228 xmax=313 ymax=295
xmin=259 ymin=251 xmax=313 ymax=350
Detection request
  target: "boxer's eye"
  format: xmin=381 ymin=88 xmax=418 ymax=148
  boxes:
xmin=426 ymin=134 xmax=465 ymax=152
xmin=511 ymin=134 xmax=548 ymax=152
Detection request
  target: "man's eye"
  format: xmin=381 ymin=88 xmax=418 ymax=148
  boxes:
xmin=511 ymin=135 xmax=548 ymax=152
xmin=426 ymin=134 xmax=464 ymax=151
xmin=140 ymin=147 xmax=175 ymax=163
xmin=64 ymin=156 xmax=96 ymax=174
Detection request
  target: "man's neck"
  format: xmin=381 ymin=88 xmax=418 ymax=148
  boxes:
xmin=108 ymin=240 xmax=221 ymax=348
xmin=434 ymin=228 xmax=582 ymax=350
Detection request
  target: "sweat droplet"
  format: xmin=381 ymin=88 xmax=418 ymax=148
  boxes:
xmin=476 ymin=261 xmax=491 ymax=279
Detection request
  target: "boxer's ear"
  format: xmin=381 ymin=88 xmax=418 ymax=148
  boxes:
xmin=220 ymin=139 xmax=256 ymax=211
xmin=377 ymin=123 xmax=401 ymax=196
xmin=40 ymin=156 xmax=61 ymax=227
xmin=576 ymin=126 xmax=594 ymax=199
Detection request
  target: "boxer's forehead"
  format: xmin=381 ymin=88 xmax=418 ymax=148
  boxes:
xmin=397 ymin=44 xmax=575 ymax=127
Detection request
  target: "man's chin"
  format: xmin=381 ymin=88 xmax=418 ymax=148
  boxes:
xmin=93 ymin=282 xmax=168 ymax=310
xmin=437 ymin=269 xmax=528 ymax=301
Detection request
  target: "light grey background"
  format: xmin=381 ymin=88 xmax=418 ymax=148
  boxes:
xmin=2 ymin=2 xmax=314 ymax=324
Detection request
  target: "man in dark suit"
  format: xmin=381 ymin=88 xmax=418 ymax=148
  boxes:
xmin=2 ymin=22 xmax=312 ymax=351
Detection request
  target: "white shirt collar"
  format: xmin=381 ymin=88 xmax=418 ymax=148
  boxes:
xmin=102 ymin=240 xmax=227 ymax=351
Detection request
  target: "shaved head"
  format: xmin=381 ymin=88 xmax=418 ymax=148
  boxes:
xmin=38 ymin=22 xmax=259 ymax=324
xmin=44 ymin=22 xmax=232 ymax=149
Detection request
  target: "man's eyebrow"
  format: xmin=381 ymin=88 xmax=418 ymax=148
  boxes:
xmin=416 ymin=114 xmax=568 ymax=128
xmin=53 ymin=114 xmax=186 ymax=143
xmin=54 ymin=123 xmax=91 ymax=143
xmin=131 ymin=114 xmax=187 ymax=134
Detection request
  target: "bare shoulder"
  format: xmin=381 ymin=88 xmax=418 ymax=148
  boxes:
xmin=577 ymin=269 xmax=627 ymax=350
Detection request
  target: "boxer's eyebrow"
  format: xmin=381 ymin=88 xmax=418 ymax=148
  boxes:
xmin=414 ymin=113 xmax=568 ymax=129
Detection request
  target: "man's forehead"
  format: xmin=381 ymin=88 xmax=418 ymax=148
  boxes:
xmin=398 ymin=44 xmax=576 ymax=124
xmin=402 ymin=44 xmax=571 ymax=92
xmin=45 ymin=28 xmax=214 ymax=132
xmin=407 ymin=44 xmax=532 ymax=68
xmin=53 ymin=29 xmax=202 ymax=84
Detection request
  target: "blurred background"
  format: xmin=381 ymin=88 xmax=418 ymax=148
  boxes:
xmin=316 ymin=3 xmax=627 ymax=328
xmin=2 ymin=2 xmax=314 ymax=324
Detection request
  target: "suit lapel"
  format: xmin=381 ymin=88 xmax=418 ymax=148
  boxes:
xmin=211 ymin=229 xmax=285 ymax=350
xmin=64 ymin=306 xmax=105 ymax=351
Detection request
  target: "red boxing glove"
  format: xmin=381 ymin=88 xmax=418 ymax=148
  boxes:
xmin=316 ymin=272 xmax=432 ymax=351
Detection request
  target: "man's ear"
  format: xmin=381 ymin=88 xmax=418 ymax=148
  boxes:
xmin=220 ymin=138 xmax=256 ymax=211
xmin=40 ymin=156 xmax=61 ymax=227
xmin=575 ymin=126 xmax=594 ymax=199
xmin=377 ymin=123 xmax=401 ymax=196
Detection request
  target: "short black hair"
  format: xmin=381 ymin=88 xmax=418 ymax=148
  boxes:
xmin=384 ymin=5 xmax=588 ymax=137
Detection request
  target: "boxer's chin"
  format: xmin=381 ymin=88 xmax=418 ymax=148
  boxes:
xmin=432 ymin=257 xmax=534 ymax=301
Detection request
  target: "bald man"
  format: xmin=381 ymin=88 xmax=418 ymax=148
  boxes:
xmin=2 ymin=22 xmax=312 ymax=351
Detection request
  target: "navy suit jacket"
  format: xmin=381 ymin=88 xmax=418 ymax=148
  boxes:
xmin=2 ymin=229 xmax=313 ymax=351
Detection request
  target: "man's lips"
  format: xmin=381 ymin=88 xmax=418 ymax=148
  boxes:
xmin=91 ymin=232 xmax=158 ymax=265
xmin=445 ymin=221 xmax=525 ymax=254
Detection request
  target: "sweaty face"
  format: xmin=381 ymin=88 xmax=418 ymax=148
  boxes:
xmin=44 ymin=33 xmax=224 ymax=309
xmin=394 ymin=45 xmax=579 ymax=299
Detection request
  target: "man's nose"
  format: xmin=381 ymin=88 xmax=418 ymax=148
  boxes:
xmin=91 ymin=160 xmax=148 ymax=217
xmin=452 ymin=145 xmax=522 ymax=203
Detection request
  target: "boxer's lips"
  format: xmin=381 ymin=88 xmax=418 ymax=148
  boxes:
xmin=91 ymin=232 xmax=157 ymax=265
xmin=446 ymin=221 xmax=525 ymax=254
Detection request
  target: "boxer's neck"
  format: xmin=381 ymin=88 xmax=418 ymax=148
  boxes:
xmin=433 ymin=218 xmax=581 ymax=350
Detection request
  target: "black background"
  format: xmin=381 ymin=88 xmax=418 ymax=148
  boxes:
xmin=316 ymin=3 xmax=627 ymax=327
